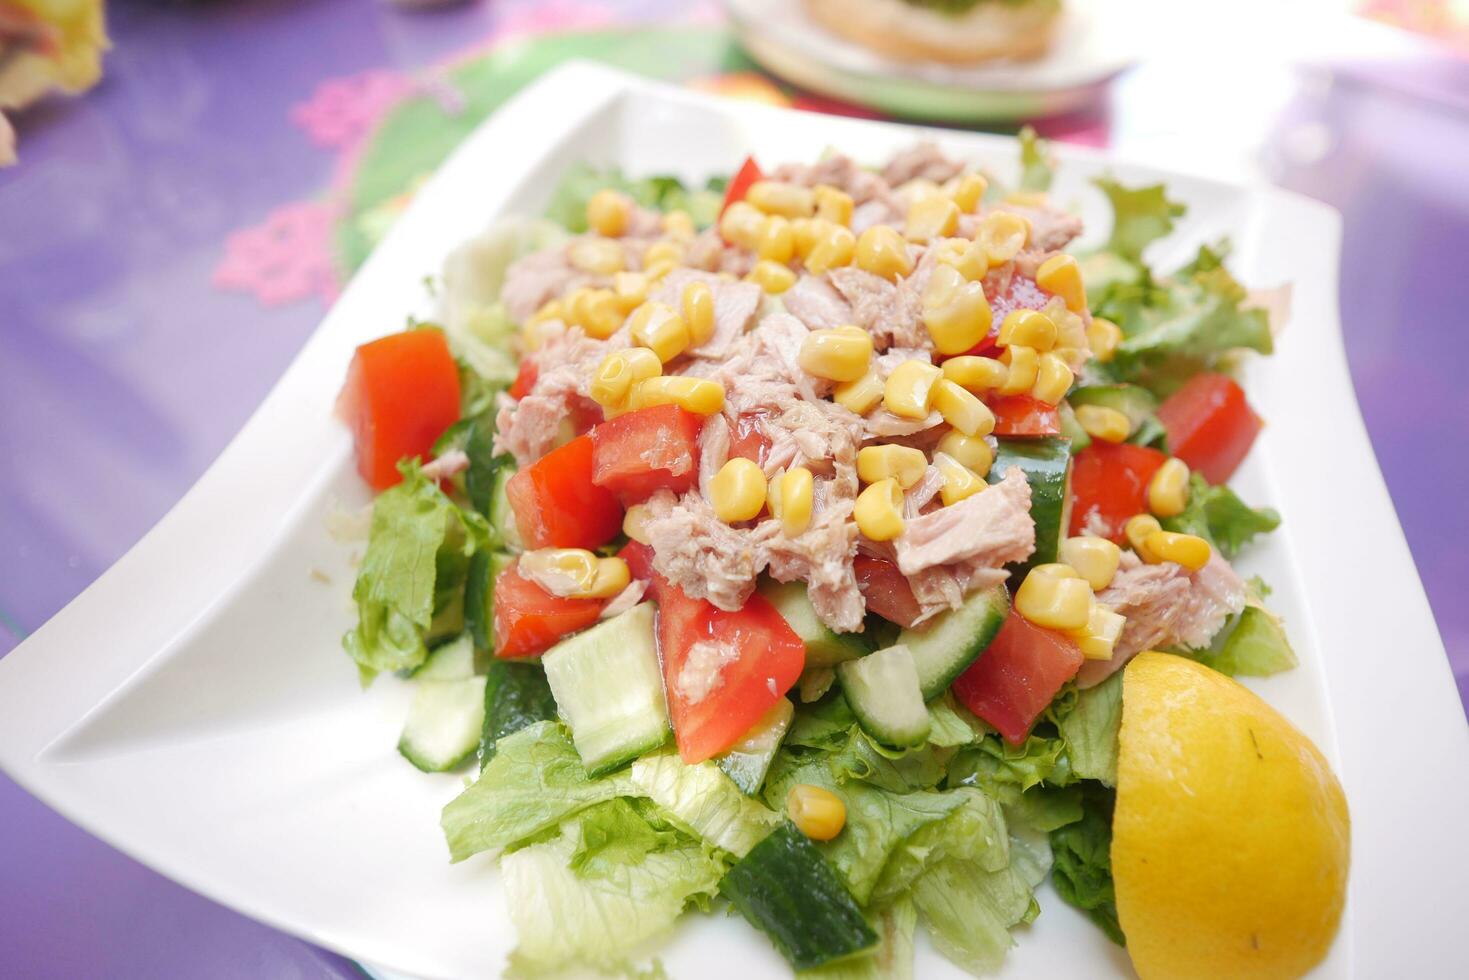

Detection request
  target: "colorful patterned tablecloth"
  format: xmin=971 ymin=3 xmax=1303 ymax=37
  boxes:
xmin=2 ymin=1 xmax=1467 ymax=976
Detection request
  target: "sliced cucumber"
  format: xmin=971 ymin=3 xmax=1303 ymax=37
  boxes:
xmin=717 ymin=698 xmax=795 ymax=796
xmin=464 ymin=414 xmax=509 ymax=519
xmin=541 ymin=602 xmax=670 ymax=775
xmin=1069 ymin=384 xmax=1159 ymax=430
xmin=630 ymin=748 xmax=780 ymax=857
xmin=759 ymin=580 xmax=869 ymax=667
xmin=836 ymin=645 xmax=931 ymax=748
xmin=398 ymin=642 xmax=487 ymax=772
xmin=487 ymin=465 xmax=521 ymax=551
xmin=479 ymin=659 xmax=558 ymax=769
xmin=898 ymin=584 xmax=1010 ymax=700
xmin=989 ymin=437 xmax=1073 ymax=572
xmin=465 ymin=550 xmax=515 ymax=653
xmin=720 ymin=822 xmax=879 ymax=971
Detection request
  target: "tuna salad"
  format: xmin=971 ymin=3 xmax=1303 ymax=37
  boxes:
xmin=334 ymin=132 xmax=1295 ymax=977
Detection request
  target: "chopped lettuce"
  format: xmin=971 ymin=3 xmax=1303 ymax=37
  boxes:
xmin=1017 ymin=126 xmax=1055 ymax=193
xmin=1049 ymin=785 xmax=1124 ymax=945
xmin=947 ymin=732 xmax=1072 ymax=805
xmin=1056 ymin=672 xmax=1123 ymax=786
xmin=441 ymin=721 xmax=634 ymax=862
xmin=1093 ymin=177 xmax=1186 ymax=263
xmin=544 ymin=164 xmax=726 ymax=233
xmin=629 ymin=749 xmax=780 ymax=858
xmin=1162 ymin=473 xmax=1280 ymax=559
xmin=925 ymin=694 xmax=986 ymax=748
xmin=342 ymin=463 xmax=487 ymax=677
xmin=830 ymin=732 xmax=953 ymax=795
xmin=1194 ymin=602 xmax=1298 ymax=678
xmin=501 ymin=805 xmax=721 ymax=977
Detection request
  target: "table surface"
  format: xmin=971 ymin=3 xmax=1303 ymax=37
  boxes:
xmin=2 ymin=0 xmax=1466 ymax=976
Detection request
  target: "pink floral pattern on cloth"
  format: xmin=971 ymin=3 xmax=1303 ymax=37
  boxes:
xmin=212 ymin=201 xmax=340 ymax=307
xmin=290 ymin=69 xmax=417 ymax=152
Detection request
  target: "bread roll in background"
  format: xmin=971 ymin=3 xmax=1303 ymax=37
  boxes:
xmin=803 ymin=0 xmax=1061 ymax=65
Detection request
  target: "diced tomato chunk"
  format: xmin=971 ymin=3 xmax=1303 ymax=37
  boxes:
xmin=618 ymin=540 xmax=658 ymax=590
xmin=1156 ymin=372 xmax=1262 ymax=484
xmin=506 ymin=435 xmax=623 ymax=549
xmin=853 ymin=556 xmax=923 ymax=629
xmin=590 ymin=404 xmax=705 ymax=502
xmin=655 ymin=584 xmax=805 ymax=764
xmin=720 ymin=155 xmax=763 ymax=219
xmin=952 ymin=609 xmax=1084 ymax=744
xmin=989 ymin=395 xmax=1061 ymax=437
xmin=492 ymin=565 xmax=606 ymax=658
xmin=1067 ymin=440 xmax=1169 ymax=542
xmin=338 ymin=329 xmax=461 ymax=490
xmin=508 ymin=359 xmax=538 ymax=400
xmin=727 ymin=412 xmax=772 ymax=466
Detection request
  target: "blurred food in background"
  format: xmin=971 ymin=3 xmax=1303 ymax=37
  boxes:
xmin=0 ymin=0 xmax=109 ymax=163
xmin=803 ymin=0 xmax=1061 ymax=64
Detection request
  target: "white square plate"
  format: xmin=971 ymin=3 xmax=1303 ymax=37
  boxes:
xmin=2 ymin=64 xmax=1466 ymax=980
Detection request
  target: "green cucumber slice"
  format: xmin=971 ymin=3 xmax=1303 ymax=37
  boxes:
xmin=398 ymin=643 xmax=487 ymax=772
xmin=1068 ymin=384 xmax=1159 ymax=430
xmin=989 ymin=437 xmax=1073 ymax=572
xmin=898 ymin=584 xmax=1010 ymax=700
xmin=720 ymin=822 xmax=879 ymax=970
xmin=478 ymin=659 xmax=558 ymax=769
xmin=464 ymin=550 xmax=515 ymax=653
xmin=541 ymin=603 xmax=670 ymax=775
xmin=759 ymin=580 xmax=869 ymax=667
xmin=716 ymin=698 xmax=795 ymax=796
xmin=412 ymin=634 xmax=475 ymax=681
xmin=836 ymin=645 xmax=931 ymax=748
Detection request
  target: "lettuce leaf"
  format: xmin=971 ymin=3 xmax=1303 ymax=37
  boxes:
xmin=1093 ymin=177 xmax=1186 ymax=263
xmin=544 ymin=164 xmax=725 ymax=234
xmin=629 ymin=748 xmax=780 ymax=858
xmin=1049 ymin=784 xmax=1124 ymax=945
xmin=569 ymin=798 xmax=681 ymax=878
xmin=1162 ymin=473 xmax=1280 ymax=559
xmin=342 ymin=463 xmax=487 ymax=677
xmin=1006 ymin=784 xmax=1083 ymax=833
xmin=1056 ymin=672 xmax=1123 ymax=786
xmin=947 ymin=732 xmax=1072 ymax=804
xmin=441 ymin=721 xmax=634 ymax=862
xmin=1193 ymin=601 xmax=1298 ymax=678
xmin=1018 ymin=126 xmax=1055 ymax=193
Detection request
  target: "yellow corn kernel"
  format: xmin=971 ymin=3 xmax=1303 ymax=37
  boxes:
xmin=574 ymin=288 xmax=624 ymax=339
xmin=1058 ymin=536 xmax=1122 ymax=591
xmin=1036 ymin=253 xmax=1087 ymax=313
xmin=936 ymin=430 xmax=993 ymax=477
xmin=747 ymin=259 xmax=798 ymax=295
xmin=854 ymin=478 xmax=905 ymax=541
xmin=530 ymin=298 xmax=564 ymax=326
xmin=1029 ymin=562 xmax=1082 ymax=581
xmin=934 ymin=238 xmax=989 ymax=281
xmin=976 ymin=211 xmax=1030 ymax=265
xmin=519 ymin=548 xmax=600 ymax=596
xmin=799 ymin=326 xmax=873 ymax=383
xmin=997 ymin=345 xmax=1039 ymax=396
xmin=643 ymin=240 xmax=684 ymax=269
xmin=998 ymin=309 xmax=1058 ymax=352
xmin=612 ymin=272 xmax=650 ymax=314
xmin=1032 ymin=352 xmax=1074 ymax=406
xmin=787 ymin=783 xmax=846 ymax=841
xmin=804 ymin=223 xmax=856 ymax=275
xmin=814 ymin=184 xmax=854 ymax=226
xmin=1087 ymin=317 xmax=1122 ymax=363
xmin=854 ymin=225 xmax=913 ymax=281
xmin=952 ymin=172 xmax=989 ymax=213
xmin=628 ymin=301 xmax=691 ymax=362
xmin=569 ymin=238 xmax=625 ymax=276
xmin=747 ymin=180 xmax=816 ymax=219
xmin=883 ymin=359 xmax=942 ymax=419
xmin=922 ymin=264 xmax=993 ymax=355
xmin=933 ymin=451 xmax=987 ymax=506
xmin=586 ymin=557 xmax=632 ymax=599
xmin=719 ymin=201 xmax=765 ymax=250
xmin=1145 ymin=531 xmax=1211 ymax=572
xmin=791 ymin=218 xmax=821 ymax=261
xmin=905 ymin=195 xmax=961 ymax=243
xmin=932 ymin=379 xmax=996 ymax=438
xmin=644 ymin=258 xmax=679 ymax=282
xmin=521 ymin=316 xmax=561 ymax=353
xmin=1148 ymin=458 xmax=1191 ymax=518
xmin=1068 ymin=602 xmax=1126 ymax=660
xmin=768 ymin=465 xmax=815 ymax=537
xmin=630 ymin=375 xmax=725 ymax=415
xmin=710 ymin=457 xmax=767 ymax=523
xmin=662 ymin=209 xmax=695 ymax=239
xmin=622 ymin=504 xmax=654 ymax=545
xmin=681 ymin=281 xmax=716 ymax=346
xmin=833 ymin=370 xmax=885 ymax=415
xmin=1015 ymin=565 xmax=1093 ymax=631
xmin=756 ymin=216 xmax=796 ymax=264
xmin=1006 ymin=190 xmax=1049 ymax=208
xmin=589 ymin=346 xmax=662 ymax=408
xmin=942 ymin=355 xmax=1008 ymax=394
xmin=586 ymin=189 xmax=632 ymax=238
xmin=1075 ymin=404 xmax=1131 ymax=443
xmin=857 ymin=444 xmax=928 ymax=490
xmin=1124 ymin=514 xmax=1163 ymax=561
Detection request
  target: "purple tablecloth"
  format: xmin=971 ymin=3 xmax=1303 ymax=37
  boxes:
xmin=2 ymin=1 xmax=1465 ymax=976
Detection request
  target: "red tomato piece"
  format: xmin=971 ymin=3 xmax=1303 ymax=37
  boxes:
xmin=1156 ymin=372 xmax=1263 ymax=484
xmin=508 ymin=359 xmax=538 ymax=400
xmin=727 ymin=412 xmax=772 ymax=466
xmin=506 ymin=435 xmax=624 ymax=549
xmin=590 ymin=404 xmax=706 ymax=502
xmin=720 ymin=155 xmax=764 ymax=219
xmin=618 ymin=541 xmax=658 ymax=588
xmin=853 ymin=556 xmax=923 ymax=629
xmin=493 ymin=565 xmax=606 ymax=658
xmin=989 ymin=395 xmax=1062 ymax=437
xmin=952 ymin=609 xmax=1084 ymax=745
xmin=1067 ymin=441 xmax=1169 ymax=542
xmin=656 ymin=584 xmax=805 ymax=764
xmin=338 ymin=330 xmax=461 ymax=490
